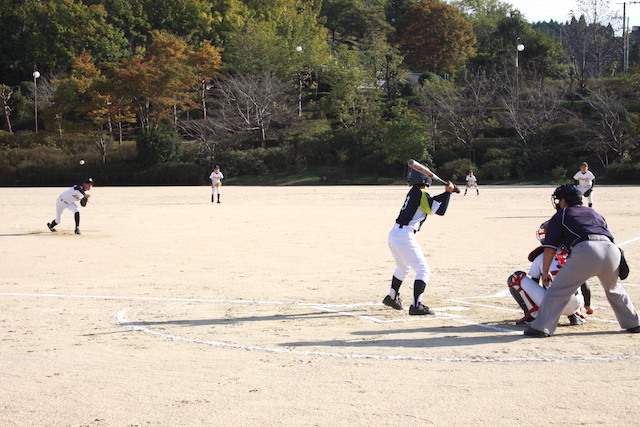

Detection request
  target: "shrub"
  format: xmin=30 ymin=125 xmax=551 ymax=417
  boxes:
xmin=136 ymin=127 xmax=182 ymax=165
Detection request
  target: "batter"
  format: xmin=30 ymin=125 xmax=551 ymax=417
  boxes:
xmin=383 ymin=169 xmax=456 ymax=315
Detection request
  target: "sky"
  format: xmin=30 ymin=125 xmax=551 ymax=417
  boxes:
xmin=505 ymin=0 xmax=640 ymax=30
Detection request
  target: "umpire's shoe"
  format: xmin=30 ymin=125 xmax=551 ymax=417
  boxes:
xmin=523 ymin=327 xmax=550 ymax=338
xmin=409 ymin=303 xmax=433 ymax=315
xmin=627 ymin=325 xmax=640 ymax=333
xmin=383 ymin=295 xmax=403 ymax=310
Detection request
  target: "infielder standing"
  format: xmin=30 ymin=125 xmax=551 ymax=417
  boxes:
xmin=383 ymin=169 xmax=456 ymax=315
xmin=464 ymin=170 xmax=479 ymax=196
xmin=573 ymin=162 xmax=595 ymax=207
xmin=47 ymin=178 xmax=94 ymax=235
xmin=524 ymin=184 xmax=640 ymax=337
xmin=209 ymin=165 xmax=224 ymax=203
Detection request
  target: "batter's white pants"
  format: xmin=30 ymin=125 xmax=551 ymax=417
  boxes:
xmin=55 ymin=198 xmax=78 ymax=224
xmin=388 ymin=224 xmax=431 ymax=282
xmin=519 ymin=276 xmax=582 ymax=316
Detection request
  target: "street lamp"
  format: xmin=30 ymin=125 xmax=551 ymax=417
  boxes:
xmin=33 ymin=70 xmax=40 ymax=132
xmin=515 ymin=38 xmax=525 ymax=108
xmin=295 ymin=46 xmax=303 ymax=116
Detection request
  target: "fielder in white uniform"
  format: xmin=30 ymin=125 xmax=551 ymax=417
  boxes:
xmin=47 ymin=178 xmax=94 ymax=235
xmin=464 ymin=169 xmax=478 ymax=196
xmin=383 ymin=169 xmax=456 ymax=315
xmin=573 ymin=162 xmax=595 ymax=207
xmin=507 ymin=221 xmax=591 ymax=326
xmin=209 ymin=165 xmax=224 ymax=203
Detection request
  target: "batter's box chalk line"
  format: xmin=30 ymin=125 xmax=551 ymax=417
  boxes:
xmin=1 ymin=292 xmax=638 ymax=362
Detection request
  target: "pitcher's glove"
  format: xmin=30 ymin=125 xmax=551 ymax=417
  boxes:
xmin=584 ymin=188 xmax=592 ymax=197
xmin=80 ymin=195 xmax=89 ymax=207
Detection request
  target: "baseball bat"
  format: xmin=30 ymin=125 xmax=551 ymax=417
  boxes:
xmin=407 ymin=159 xmax=460 ymax=193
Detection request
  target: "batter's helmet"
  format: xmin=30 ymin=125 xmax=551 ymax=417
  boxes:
xmin=407 ymin=169 xmax=432 ymax=186
xmin=552 ymin=184 xmax=583 ymax=207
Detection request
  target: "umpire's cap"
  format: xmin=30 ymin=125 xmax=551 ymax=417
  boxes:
xmin=552 ymin=184 xmax=582 ymax=205
xmin=407 ymin=169 xmax=432 ymax=186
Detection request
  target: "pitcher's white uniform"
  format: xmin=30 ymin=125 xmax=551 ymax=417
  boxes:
xmin=54 ymin=185 xmax=87 ymax=224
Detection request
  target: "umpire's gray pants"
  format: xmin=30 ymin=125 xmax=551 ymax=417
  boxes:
xmin=530 ymin=241 xmax=640 ymax=335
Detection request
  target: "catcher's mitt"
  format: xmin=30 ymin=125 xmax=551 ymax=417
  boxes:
xmin=80 ymin=198 xmax=88 ymax=207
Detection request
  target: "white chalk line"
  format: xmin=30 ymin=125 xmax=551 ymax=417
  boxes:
xmin=114 ymin=308 xmax=640 ymax=363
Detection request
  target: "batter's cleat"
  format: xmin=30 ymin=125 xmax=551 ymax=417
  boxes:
xmin=47 ymin=223 xmax=56 ymax=232
xmin=409 ymin=304 xmax=433 ymax=315
xmin=74 ymin=228 xmax=81 ymax=235
xmin=383 ymin=295 xmax=403 ymax=310
xmin=523 ymin=327 xmax=550 ymax=338
xmin=516 ymin=314 xmax=535 ymax=325
xmin=568 ymin=313 xmax=586 ymax=326
xmin=627 ymin=325 xmax=640 ymax=333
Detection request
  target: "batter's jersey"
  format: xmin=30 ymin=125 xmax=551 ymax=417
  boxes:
xmin=573 ymin=170 xmax=595 ymax=188
xmin=529 ymin=249 xmax=567 ymax=281
xmin=465 ymin=174 xmax=477 ymax=186
xmin=395 ymin=186 xmax=451 ymax=232
xmin=58 ymin=185 xmax=87 ymax=204
xmin=209 ymin=171 xmax=224 ymax=184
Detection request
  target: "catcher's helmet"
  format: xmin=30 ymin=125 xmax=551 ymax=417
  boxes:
xmin=537 ymin=221 xmax=549 ymax=242
xmin=551 ymin=184 xmax=583 ymax=208
xmin=407 ymin=169 xmax=432 ymax=186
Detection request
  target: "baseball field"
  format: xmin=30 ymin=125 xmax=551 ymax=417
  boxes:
xmin=1 ymin=185 xmax=639 ymax=425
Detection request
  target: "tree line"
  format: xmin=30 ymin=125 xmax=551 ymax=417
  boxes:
xmin=1 ymin=0 xmax=639 ymax=185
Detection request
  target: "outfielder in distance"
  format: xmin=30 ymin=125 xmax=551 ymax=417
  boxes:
xmin=383 ymin=166 xmax=457 ymax=315
xmin=209 ymin=165 xmax=224 ymax=203
xmin=47 ymin=178 xmax=94 ymax=235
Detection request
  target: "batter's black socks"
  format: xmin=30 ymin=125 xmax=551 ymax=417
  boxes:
xmin=413 ymin=280 xmax=426 ymax=307
xmin=389 ymin=276 xmax=402 ymax=299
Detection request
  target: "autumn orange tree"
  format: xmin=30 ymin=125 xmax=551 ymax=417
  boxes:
xmin=396 ymin=1 xmax=477 ymax=74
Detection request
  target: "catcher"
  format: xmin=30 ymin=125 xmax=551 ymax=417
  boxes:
xmin=47 ymin=178 xmax=94 ymax=235
xmin=507 ymin=221 xmax=592 ymax=326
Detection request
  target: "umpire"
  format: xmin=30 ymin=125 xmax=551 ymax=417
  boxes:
xmin=524 ymin=184 xmax=640 ymax=337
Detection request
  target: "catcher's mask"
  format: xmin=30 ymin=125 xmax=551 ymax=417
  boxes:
xmin=551 ymin=184 xmax=582 ymax=209
xmin=537 ymin=221 xmax=549 ymax=242
xmin=407 ymin=169 xmax=432 ymax=186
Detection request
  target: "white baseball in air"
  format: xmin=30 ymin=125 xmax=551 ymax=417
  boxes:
xmin=295 ymin=46 xmax=303 ymax=52
xmin=79 ymin=159 xmax=85 ymax=165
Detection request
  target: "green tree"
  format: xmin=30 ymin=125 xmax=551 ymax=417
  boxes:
xmin=396 ymin=1 xmax=477 ymax=73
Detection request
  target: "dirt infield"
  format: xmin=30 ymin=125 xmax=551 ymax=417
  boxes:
xmin=1 ymin=185 xmax=639 ymax=426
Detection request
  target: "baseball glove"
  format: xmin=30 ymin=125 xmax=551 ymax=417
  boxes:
xmin=80 ymin=198 xmax=88 ymax=207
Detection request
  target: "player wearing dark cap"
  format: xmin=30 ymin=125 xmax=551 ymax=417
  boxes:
xmin=47 ymin=178 xmax=94 ymax=235
xmin=524 ymin=184 xmax=639 ymax=337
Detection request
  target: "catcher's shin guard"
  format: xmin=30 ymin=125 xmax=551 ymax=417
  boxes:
xmin=507 ymin=271 xmax=539 ymax=317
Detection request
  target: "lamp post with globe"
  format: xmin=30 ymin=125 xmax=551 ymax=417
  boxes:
xmin=515 ymin=39 xmax=525 ymax=110
xmin=33 ymin=70 xmax=40 ymax=132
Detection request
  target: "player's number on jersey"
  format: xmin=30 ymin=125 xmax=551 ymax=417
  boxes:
xmin=401 ymin=195 xmax=410 ymax=211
